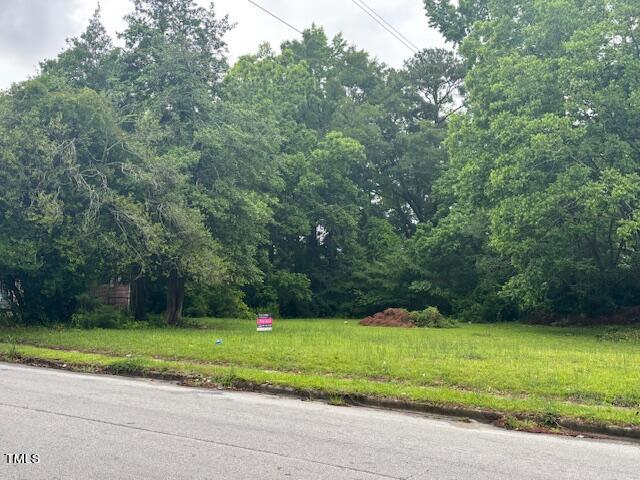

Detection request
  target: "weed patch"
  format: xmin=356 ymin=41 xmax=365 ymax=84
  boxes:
xmin=106 ymin=357 xmax=149 ymax=376
xmin=328 ymin=393 xmax=347 ymax=406
xmin=598 ymin=327 xmax=640 ymax=343
xmin=503 ymin=416 xmax=537 ymax=431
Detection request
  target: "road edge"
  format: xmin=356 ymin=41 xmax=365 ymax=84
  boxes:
xmin=1 ymin=353 xmax=639 ymax=442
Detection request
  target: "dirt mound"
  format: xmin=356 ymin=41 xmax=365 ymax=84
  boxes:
xmin=360 ymin=308 xmax=415 ymax=328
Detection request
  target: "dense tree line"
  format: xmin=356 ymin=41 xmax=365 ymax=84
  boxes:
xmin=421 ymin=0 xmax=640 ymax=319
xmin=1 ymin=0 xmax=638 ymax=325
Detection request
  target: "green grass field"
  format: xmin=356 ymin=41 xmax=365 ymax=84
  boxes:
xmin=2 ymin=319 xmax=639 ymax=428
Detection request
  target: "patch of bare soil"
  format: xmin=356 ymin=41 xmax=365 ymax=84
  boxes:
xmin=359 ymin=308 xmax=415 ymax=328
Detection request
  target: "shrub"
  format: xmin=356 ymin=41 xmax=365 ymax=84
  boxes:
xmin=71 ymin=305 xmax=130 ymax=329
xmin=269 ymin=271 xmax=312 ymax=317
xmin=411 ymin=307 xmax=456 ymax=328
xmin=75 ymin=292 xmax=102 ymax=312
xmin=184 ymin=285 xmax=254 ymax=319
xmin=0 ymin=311 xmax=18 ymax=328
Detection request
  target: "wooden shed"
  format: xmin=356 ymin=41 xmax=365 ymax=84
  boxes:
xmin=94 ymin=283 xmax=131 ymax=310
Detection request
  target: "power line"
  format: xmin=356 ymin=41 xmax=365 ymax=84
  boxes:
xmin=352 ymin=0 xmax=418 ymax=53
xmin=247 ymin=0 xmax=303 ymax=35
xmin=356 ymin=0 xmax=421 ymax=52
xmin=350 ymin=0 xmax=418 ymax=54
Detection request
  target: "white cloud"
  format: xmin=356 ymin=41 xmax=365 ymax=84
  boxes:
xmin=0 ymin=0 xmax=85 ymax=84
xmin=0 ymin=0 xmax=445 ymax=89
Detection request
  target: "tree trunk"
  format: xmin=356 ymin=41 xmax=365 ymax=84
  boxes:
xmin=131 ymin=276 xmax=148 ymax=321
xmin=165 ymin=270 xmax=185 ymax=326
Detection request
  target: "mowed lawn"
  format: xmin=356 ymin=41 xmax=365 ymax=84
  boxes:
xmin=2 ymin=320 xmax=640 ymax=427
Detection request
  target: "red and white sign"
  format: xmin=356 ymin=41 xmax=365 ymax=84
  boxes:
xmin=257 ymin=314 xmax=273 ymax=332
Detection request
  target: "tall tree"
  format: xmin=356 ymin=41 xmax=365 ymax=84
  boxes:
xmin=0 ymin=78 xmax=152 ymax=323
xmin=116 ymin=0 xmax=234 ymax=323
xmin=223 ymin=27 xmax=467 ymax=315
xmin=420 ymin=0 xmax=640 ymax=316
xmin=423 ymin=0 xmax=488 ymax=45
xmin=375 ymin=49 xmax=464 ymax=235
xmin=41 ymin=5 xmax=116 ymax=91
xmin=118 ymin=0 xmax=230 ymax=142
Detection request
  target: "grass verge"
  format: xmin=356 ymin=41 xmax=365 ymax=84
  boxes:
xmin=1 ymin=340 xmax=639 ymax=439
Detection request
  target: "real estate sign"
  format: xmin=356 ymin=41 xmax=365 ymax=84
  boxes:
xmin=256 ymin=314 xmax=273 ymax=332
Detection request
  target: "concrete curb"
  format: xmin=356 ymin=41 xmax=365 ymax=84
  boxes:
xmin=237 ymin=383 xmax=640 ymax=440
xmin=556 ymin=419 xmax=640 ymax=440
xmin=240 ymin=383 xmax=501 ymax=423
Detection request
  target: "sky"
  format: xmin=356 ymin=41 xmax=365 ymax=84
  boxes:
xmin=0 ymin=0 xmax=445 ymax=89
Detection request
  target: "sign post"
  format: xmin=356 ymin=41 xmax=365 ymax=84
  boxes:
xmin=256 ymin=313 xmax=273 ymax=332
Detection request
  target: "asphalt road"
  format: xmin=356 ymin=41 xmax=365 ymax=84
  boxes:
xmin=0 ymin=363 xmax=638 ymax=480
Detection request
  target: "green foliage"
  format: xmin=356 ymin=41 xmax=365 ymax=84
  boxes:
xmin=8 ymin=9 xmax=463 ymax=322
xmin=2 ymin=336 xmax=19 ymax=360
xmin=0 ymin=77 xmax=141 ymax=324
xmin=41 ymin=5 xmax=116 ymax=91
xmin=599 ymin=328 xmax=640 ymax=344
xmin=107 ymin=357 xmax=149 ymax=376
xmin=423 ymin=0 xmax=488 ymax=45
xmin=71 ymin=305 xmax=131 ymax=329
xmin=218 ymin=366 xmax=239 ymax=388
xmin=327 ymin=393 xmax=347 ymax=406
xmin=266 ymin=271 xmax=312 ymax=317
xmin=502 ymin=416 xmax=537 ymax=432
xmin=5 ymin=0 xmax=638 ymax=324
xmin=117 ymin=0 xmax=232 ymax=145
xmin=222 ymin=28 xmax=462 ymax=317
xmin=184 ymin=285 xmax=254 ymax=320
xmin=416 ymin=0 xmax=640 ymax=318
xmin=0 ymin=312 xmax=16 ymax=329
xmin=411 ymin=307 xmax=456 ymax=328
xmin=254 ymin=304 xmax=281 ymax=319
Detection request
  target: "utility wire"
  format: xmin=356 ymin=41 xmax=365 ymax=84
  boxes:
xmin=350 ymin=0 xmax=417 ymax=54
xmin=356 ymin=0 xmax=421 ymax=52
xmin=247 ymin=0 xmax=418 ymax=55
xmin=247 ymin=0 xmax=303 ymax=35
